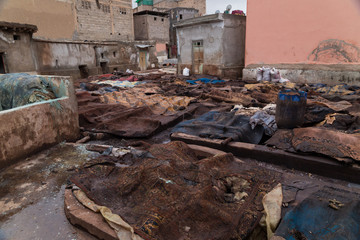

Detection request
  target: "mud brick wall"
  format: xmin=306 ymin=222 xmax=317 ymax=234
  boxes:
xmin=177 ymin=0 xmax=206 ymax=16
xmin=153 ymin=0 xmax=206 ymax=15
xmin=75 ymin=0 xmax=134 ymax=41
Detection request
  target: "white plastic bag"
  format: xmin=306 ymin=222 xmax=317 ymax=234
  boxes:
xmin=262 ymin=67 xmax=271 ymax=81
xmin=256 ymin=67 xmax=264 ymax=81
xmin=270 ymin=68 xmax=281 ymax=83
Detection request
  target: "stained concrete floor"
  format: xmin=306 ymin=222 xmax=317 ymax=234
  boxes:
xmin=0 ymin=144 xmax=99 ymax=240
xmin=1 ymin=140 xmax=360 ymax=240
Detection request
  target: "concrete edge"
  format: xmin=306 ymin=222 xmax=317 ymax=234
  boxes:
xmin=242 ymin=64 xmax=360 ymax=86
xmin=170 ymin=133 xmax=360 ymax=184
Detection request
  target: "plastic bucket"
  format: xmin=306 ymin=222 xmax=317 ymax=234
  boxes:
xmin=275 ymin=90 xmax=307 ymax=129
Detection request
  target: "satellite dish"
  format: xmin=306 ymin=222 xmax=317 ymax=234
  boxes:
xmin=215 ymin=10 xmax=220 ymax=14
xmin=226 ymin=4 xmax=232 ymax=11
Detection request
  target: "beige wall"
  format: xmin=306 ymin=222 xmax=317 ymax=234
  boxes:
xmin=153 ymin=0 xmax=206 ymax=15
xmin=0 ymin=76 xmax=79 ymax=169
xmin=178 ymin=0 xmax=206 ymax=16
xmin=0 ymin=0 xmax=76 ymax=40
xmin=76 ymin=0 xmax=134 ymax=41
xmin=0 ymin=0 xmax=134 ymax=41
xmin=245 ymin=0 xmax=360 ymax=66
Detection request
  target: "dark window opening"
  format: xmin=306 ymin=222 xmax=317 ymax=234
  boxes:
xmin=0 ymin=53 xmax=5 ymax=74
xmin=113 ymin=51 xmax=116 ymax=57
xmin=81 ymin=0 xmax=91 ymax=9
xmin=180 ymin=14 xmax=183 ymax=20
xmin=100 ymin=4 xmax=110 ymax=13
xmin=193 ymin=41 xmax=203 ymax=46
xmin=79 ymin=65 xmax=89 ymax=78
xmin=101 ymin=53 xmax=104 ymax=58
xmin=154 ymin=17 xmax=157 ymax=21
xmin=119 ymin=8 xmax=127 ymax=14
xmin=13 ymin=35 xmax=20 ymax=41
xmin=100 ymin=62 xmax=108 ymax=74
xmin=161 ymin=18 xmax=164 ymax=22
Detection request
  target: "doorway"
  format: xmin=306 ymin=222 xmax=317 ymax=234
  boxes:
xmin=139 ymin=50 xmax=147 ymax=71
xmin=192 ymin=40 xmax=204 ymax=74
xmin=0 ymin=53 xmax=5 ymax=74
xmin=100 ymin=62 xmax=108 ymax=74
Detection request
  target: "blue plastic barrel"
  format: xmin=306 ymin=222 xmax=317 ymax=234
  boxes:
xmin=275 ymin=90 xmax=307 ymax=129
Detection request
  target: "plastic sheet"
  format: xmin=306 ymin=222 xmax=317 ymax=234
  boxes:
xmin=0 ymin=73 xmax=56 ymax=111
xmin=172 ymin=111 xmax=265 ymax=144
xmin=186 ymin=78 xmax=225 ymax=85
xmin=275 ymin=186 xmax=360 ymax=240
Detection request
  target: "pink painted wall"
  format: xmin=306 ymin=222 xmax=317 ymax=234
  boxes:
xmin=245 ymin=0 xmax=360 ymax=65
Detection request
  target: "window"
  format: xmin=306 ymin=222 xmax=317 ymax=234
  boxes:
xmin=81 ymin=0 xmax=91 ymax=9
xmin=101 ymin=4 xmax=110 ymax=13
xmin=193 ymin=41 xmax=203 ymax=46
xmin=154 ymin=17 xmax=157 ymax=21
xmin=113 ymin=51 xmax=116 ymax=57
xmin=161 ymin=18 xmax=164 ymax=22
xmin=180 ymin=14 xmax=183 ymax=20
xmin=13 ymin=35 xmax=20 ymax=41
xmin=101 ymin=53 xmax=104 ymax=58
xmin=119 ymin=8 xmax=127 ymax=14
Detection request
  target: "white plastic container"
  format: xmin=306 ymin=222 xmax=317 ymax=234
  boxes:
xmin=182 ymin=67 xmax=190 ymax=76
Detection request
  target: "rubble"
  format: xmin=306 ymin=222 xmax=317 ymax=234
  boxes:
xmin=69 ymin=141 xmax=280 ymax=240
xmin=2 ymin=69 xmax=360 ymax=240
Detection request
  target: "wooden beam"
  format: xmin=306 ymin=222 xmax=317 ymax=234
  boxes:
xmin=171 ymin=133 xmax=360 ymax=184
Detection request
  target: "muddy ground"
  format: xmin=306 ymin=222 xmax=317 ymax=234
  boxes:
xmin=1 ymin=137 xmax=360 ymax=240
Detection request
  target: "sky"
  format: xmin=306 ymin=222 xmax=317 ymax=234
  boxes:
xmin=132 ymin=0 xmax=247 ymax=14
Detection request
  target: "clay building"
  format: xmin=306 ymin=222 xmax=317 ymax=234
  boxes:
xmin=0 ymin=0 xmax=134 ymax=41
xmin=167 ymin=7 xmax=199 ymax=57
xmin=0 ymin=22 xmax=38 ymax=73
xmin=0 ymin=0 xmax=162 ymax=77
xmin=175 ymin=13 xmax=246 ymax=78
xmin=153 ymin=0 xmax=206 ymax=16
xmin=133 ymin=11 xmax=170 ymax=41
xmin=134 ymin=0 xmax=205 ymax=16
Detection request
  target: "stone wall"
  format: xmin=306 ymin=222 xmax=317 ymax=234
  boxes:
xmin=134 ymin=13 xmax=169 ymax=41
xmin=33 ymin=39 xmax=159 ymax=78
xmin=243 ymin=64 xmax=360 ymax=86
xmin=176 ymin=14 xmax=246 ymax=78
xmin=177 ymin=0 xmax=206 ymax=16
xmin=0 ymin=0 xmax=134 ymax=41
xmin=153 ymin=0 xmax=206 ymax=15
xmin=168 ymin=8 xmax=199 ymax=46
xmin=0 ymin=75 xmax=79 ymax=169
xmin=147 ymin=15 xmax=170 ymax=41
xmin=0 ymin=0 xmax=76 ymax=40
xmin=0 ymin=30 xmax=36 ymax=73
xmin=75 ymin=0 xmax=134 ymax=41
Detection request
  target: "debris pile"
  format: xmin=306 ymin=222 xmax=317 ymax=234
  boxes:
xmin=68 ymin=70 xmax=360 ymax=240
xmin=69 ymin=141 xmax=280 ymax=240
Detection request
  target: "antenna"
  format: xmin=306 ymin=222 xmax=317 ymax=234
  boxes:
xmin=226 ymin=4 xmax=232 ymax=11
xmin=215 ymin=10 xmax=220 ymax=14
